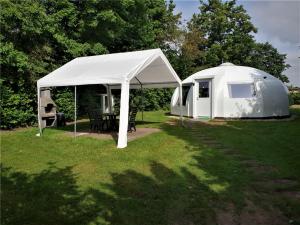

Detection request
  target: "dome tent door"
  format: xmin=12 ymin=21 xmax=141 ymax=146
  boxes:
xmin=195 ymin=79 xmax=212 ymax=118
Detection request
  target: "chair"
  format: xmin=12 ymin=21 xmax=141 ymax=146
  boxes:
xmin=128 ymin=107 xmax=138 ymax=132
xmin=88 ymin=110 xmax=106 ymax=132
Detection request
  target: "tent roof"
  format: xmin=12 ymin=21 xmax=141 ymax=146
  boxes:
xmin=37 ymin=48 xmax=181 ymax=88
xmin=182 ymin=63 xmax=276 ymax=84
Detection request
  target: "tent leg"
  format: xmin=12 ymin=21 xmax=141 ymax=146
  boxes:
xmin=179 ymin=84 xmax=183 ymax=126
xmin=117 ymin=80 xmax=130 ymax=148
xmin=74 ymin=86 xmax=77 ymax=138
xmin=107 ymin=85 xmax=113 ymax=113
xmin=141 ymin=84 xmax=144 ymax=121
xmin=37 ymin=86 xmax=42 ymax=136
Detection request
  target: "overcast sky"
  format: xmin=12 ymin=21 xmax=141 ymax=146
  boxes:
xmin=173 ymin=0 xmax=300 ymax=87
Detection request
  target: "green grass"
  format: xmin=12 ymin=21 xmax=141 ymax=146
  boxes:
xmin=1 ymin=109 xmax=300 ymax=225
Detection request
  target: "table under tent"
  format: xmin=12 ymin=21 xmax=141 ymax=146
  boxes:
xmin=37 ymin=48 xmax=183 ymax=148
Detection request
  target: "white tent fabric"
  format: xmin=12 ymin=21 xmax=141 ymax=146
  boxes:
xmin=38 ymin=48 xmax=180 ymax=88
xmin=37 ymin=48 xmax=182 ymax=148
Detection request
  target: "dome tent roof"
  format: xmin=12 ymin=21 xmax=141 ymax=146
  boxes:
xmin=182 ymin=63 xmax=277 ymax=84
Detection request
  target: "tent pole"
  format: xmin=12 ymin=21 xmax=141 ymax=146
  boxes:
xmin=179 ymin=83 xmax=183 ymax=126
xmin=117 ymin=80 xmax=130 ymax=148
xmin=37 ymin=86 xmax=42 ymax=136
xmin=135 ymin=77 xmax=144 ymax=121
xmin=74 ymin=85 xmax=77 ymax=138
xmin=107 ymin=84 xmax=113 ymax=113
xmin=141 ymin=84 xmax=144 ymax=121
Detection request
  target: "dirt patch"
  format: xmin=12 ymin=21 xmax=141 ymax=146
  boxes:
xmin=166 ymin=120 xmax=178 ymax=126
xmin=239 ymin=200 xmax=289 ymax=225
xmin=280 ymin=191 xmax=300 ymax=200
xmin=253 ymin=179 xmax=299 ymax=195
xmin=216 ymin=200 xmax=289 ymax=225
xmin=239 ymin=160 xmax=261 ymax=167
xmin=64 ymin=128 xmax=161 ymax=142
xmin=246 ymin=164 xmax=277 ymax=175
xmin=216 ymin=203 xmax=236 ymax=225
xmin=290 ymin=104 xmax=300 ymax=109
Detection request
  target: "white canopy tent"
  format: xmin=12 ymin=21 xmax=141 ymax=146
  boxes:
xmin=37 ymin=48 xmax=182 ymax=148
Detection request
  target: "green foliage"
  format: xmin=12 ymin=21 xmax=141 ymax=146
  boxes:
xmin=130 ymin=89 xmax=173 ymax=111
xmin=0 ymin=81 xmax=35 ymax=129
xmin=189 ymin=0 xmax=257 ymax=66
xmin=246 ymin=42 xmax=290 ymax=82
xmin=52 ymin=88 xmax=75 ymax=121
xmin=184 ymin=0 xmax=290 ymax=82
xmin=289 ymin=92 xmax=300 ymax=105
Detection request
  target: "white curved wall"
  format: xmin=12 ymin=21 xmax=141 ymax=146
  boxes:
xmin=170 ymin=86 xmax=193 ymax=117
xmin=171 ymin=64 xmax=289 ymax=118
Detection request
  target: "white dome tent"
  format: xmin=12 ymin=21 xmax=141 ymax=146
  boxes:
xmin=171 ymin=63 xmax=289 ymax=119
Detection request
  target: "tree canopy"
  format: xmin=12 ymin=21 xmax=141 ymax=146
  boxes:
xmin=181 ymin=0 xmax=290 ymax=80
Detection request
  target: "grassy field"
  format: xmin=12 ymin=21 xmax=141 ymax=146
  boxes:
xmin=1 ymin=108 xmax=300 ymax=225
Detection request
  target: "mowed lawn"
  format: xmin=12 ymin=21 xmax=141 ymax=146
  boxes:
xmin=1 ymin=109 xmax=300 ymax=225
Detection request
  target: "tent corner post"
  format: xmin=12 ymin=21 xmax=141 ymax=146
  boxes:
xmin=37 ymin=85 xmax=42 ymax=136
xmin=117 ymin=80 xmax=130 ymax=149
xmin=179 ymin=83 xmax=183 ymax=126
xmin=74 ymin=85 xmax=77 ymax=139
xmin=141 ymin=84 xmax=144 ymax=121
xmin=107 ymin=84 xmax=113 ymax=113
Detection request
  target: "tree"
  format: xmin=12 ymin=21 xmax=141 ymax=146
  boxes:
xmin=189 ymin=0 xmax=257 ymax=67
xmin=247 ymin=42 xmax=290 ymax=82
xmin=0 ymin=0 xmax=181 ymax=128
xmin=184 ymin=0 xmax=290 ymax=82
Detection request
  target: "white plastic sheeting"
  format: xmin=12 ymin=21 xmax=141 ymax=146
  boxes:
xmin=37 ymin=48 xmax=181 ymax=148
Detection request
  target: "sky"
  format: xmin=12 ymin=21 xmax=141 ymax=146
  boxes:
xmin=173 ymin=0 xmax=300 ymax=87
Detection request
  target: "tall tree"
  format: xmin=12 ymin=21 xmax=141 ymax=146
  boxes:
xmin=189 ymin=0 xmax=257 ymax=67
xmin=185 ymin=0 xmax=290 ymax=82
xmin=247 ymin=42 xmax=290 ymax=82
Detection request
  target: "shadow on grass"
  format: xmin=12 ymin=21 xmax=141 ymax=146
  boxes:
xmin=2 ymin=158 xmax=239 ymax=225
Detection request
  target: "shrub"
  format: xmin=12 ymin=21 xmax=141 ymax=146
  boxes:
xmin=0 ymin=83 xmax=35 ymax=129
xmin=52 ymin=88 xmax=75 ymax=121
xmin=290 ymin=92 xmax=300 ymax=105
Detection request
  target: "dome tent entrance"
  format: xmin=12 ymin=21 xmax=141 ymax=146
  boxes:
xmin=37 ymin=49 xmax=183 ymax=148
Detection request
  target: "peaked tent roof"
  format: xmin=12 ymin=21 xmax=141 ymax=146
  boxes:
xmin=37 ymin=48 xmax=181 ymax=88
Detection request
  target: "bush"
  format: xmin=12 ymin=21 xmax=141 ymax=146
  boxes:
xmin=52 ymin=88 xmax=75 ymax=121
xmin=130 ymin=89 xmax=173 ymax=111
xmin=0 ymin=83 xmax=35 ymax=129
xmin=289 ymin=92 xmax=300 ymax=105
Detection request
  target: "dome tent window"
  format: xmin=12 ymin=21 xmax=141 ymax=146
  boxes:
xmin=199 ymin=81 xmax=209 ymax=98
xmin=228 ymin=83 xmax=256 ymax=98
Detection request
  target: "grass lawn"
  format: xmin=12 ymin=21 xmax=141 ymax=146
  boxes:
xmin=1 ymin=108 xmax=300 ymax=225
